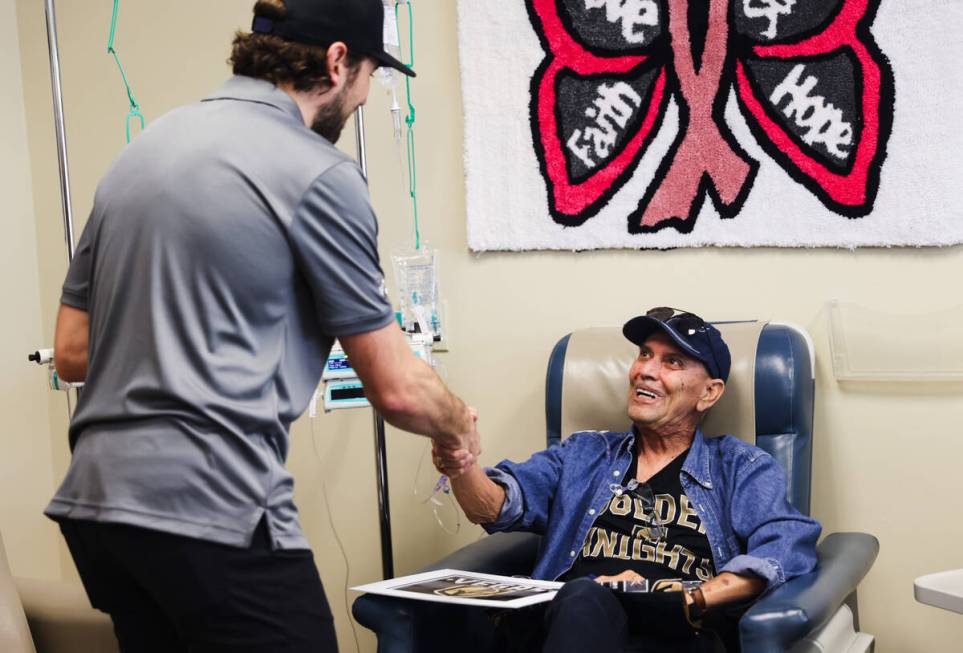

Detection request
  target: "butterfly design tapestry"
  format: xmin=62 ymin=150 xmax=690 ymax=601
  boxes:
xmin=458 ymin=0 xmax=963 ymax=250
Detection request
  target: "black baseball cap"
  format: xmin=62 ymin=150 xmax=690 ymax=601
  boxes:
xmin=622 ymin=308 xmax=731 ymax=382
xmin=251 ymin=0 xmax=416 ymax=77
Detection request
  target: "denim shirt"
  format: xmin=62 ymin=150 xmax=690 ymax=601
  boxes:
xmin=484 ymin=428 xmax=821 ymax=590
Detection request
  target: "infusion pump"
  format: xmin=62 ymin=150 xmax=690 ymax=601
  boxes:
xmin=320 ymin=333 xmax=433 ymax=412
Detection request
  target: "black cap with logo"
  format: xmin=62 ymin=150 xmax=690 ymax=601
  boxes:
xmin=622 ymin=308 xmax=732 ymax=382
xmin=251 ymin=0 xmax=415 ymax=77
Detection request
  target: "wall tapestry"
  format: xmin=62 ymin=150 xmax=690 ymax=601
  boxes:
xmin=458 ymin=0 xmax=963 ymax=250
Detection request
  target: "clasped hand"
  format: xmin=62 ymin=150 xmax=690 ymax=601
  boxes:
xmin=432 ymin=407 xmax=481 ymax=479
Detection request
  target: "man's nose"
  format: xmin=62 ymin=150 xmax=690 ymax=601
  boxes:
xmin=632 ymin=358 xmax=658 ymax=380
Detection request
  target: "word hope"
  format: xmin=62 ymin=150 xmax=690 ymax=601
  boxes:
xmin=770 ymin=64 xmax=853 ymax=160
xmin=566 ymin=81 xmax=643 ymax=170
xmin=584 ymin=0 xmax=659 ymax=44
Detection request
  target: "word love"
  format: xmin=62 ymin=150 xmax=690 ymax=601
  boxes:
xmin=584 ymin=0 xmax=660 ymax=44
xmin=771 ymin=64 xmax=853 ymax=160
xmin=566 ymin=81 xmax=644 ymax=170
xmin=743 ymin=0 xmax=797 ymax=40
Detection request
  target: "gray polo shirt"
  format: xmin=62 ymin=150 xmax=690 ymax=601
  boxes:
xmin=45 ymin=76 xmax=395 ymax=549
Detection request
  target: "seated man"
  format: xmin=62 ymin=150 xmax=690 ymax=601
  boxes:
xmin=435 ymin=307 xmax=821 ymax=652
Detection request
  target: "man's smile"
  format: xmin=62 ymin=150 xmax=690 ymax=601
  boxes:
xmin=634 ymin=387 xmax=660 ymax=401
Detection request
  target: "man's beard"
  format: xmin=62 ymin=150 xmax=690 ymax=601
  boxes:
xmin=311 ymin=87 xmax=352 ymax=144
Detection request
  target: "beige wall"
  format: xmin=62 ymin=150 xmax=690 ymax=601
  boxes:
xmin=10 ymin=1 xmax=963 ymax=651
xmin=0 ymin=0 xmax=61 ymax=580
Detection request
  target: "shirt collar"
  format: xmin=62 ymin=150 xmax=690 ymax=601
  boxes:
xmin=682 ymin=428 xmax=713 ymax=489
xmin=202 ymin=76 xmax=304 ymax=124
xmin=623 ymin=425 xmax=713 ymax=489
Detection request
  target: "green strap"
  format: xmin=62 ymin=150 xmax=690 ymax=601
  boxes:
xmin=396 ymin=1 xmax=420 ymax=250
xmin=108 ymin=0 xmax=143 ymax=143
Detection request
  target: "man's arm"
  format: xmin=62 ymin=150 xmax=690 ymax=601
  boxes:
xmin=291 ymin=163 xmax=474 ymax=457
xmin=54 ymin=304 xmax=89 ymax=383
xmin=340 ymin=323 xmax=474 ymax=452
xmin=591 ymin=569 xmax=764 ymax=626
xmin=437 ymin=431 xmax=588 ymax=534
xmin=447 ymin=463 xmax=506 ymax=524
xmin=724 ymin=453 xmax=822 ymax=591
xmin=592 ymin=569 xmax=764 ymax=608
xmin=693 ymin=571 xmax=766 ymax=609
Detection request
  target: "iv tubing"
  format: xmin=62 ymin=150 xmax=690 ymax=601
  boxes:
xmin=107 ymin=0 xmax=145 ymax=143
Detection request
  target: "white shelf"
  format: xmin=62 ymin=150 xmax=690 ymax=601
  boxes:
xmin=915 ymin=569 xmax=963 ymax=614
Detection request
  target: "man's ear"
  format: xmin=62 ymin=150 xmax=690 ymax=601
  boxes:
xmin=324 ymin=41 xmax=351 ymax=92
xmin=697 ymin=379 xmax=725 ymax=413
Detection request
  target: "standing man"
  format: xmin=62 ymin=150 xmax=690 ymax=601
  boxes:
xmin=47 ymin=1 xmax=475 ymax=651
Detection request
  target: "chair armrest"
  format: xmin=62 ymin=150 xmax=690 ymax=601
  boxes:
xmin=352 ymin=532 xmax=541 ymax=653
xmin=739 ymin=532 xmax=879 ymax=653
xmin=419 ymin=531 xmax=541 ymax=575
xmin=14 ymin=578 xmax=119 ymax=653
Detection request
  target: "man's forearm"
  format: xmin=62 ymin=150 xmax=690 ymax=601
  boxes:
xmin=380 ymin=357 xmax=472 ymax=448
xmin=698 ymin=571 xmax=766 ymax=609
xmin=54 ymin=304 xmax=89 ymax=383
xmin=340 ymin=325 xmax=473 ymax=448
xmin=450 ymin=464 xmax=506 ymax=524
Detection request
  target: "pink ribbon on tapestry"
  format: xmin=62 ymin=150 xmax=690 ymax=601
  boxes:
xmin=527 ymin=0 xmax=894 ymax=232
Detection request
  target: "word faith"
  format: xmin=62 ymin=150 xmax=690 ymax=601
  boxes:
xmin=770 ymin=64 xmax=853 ymax=160
xmin=584 ymin=0 xmax=659 ymax=44
xmin=566 ymin=81 xmax=643 ymax=170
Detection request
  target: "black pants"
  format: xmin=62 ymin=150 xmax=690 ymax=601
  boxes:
xmin=59 ymin=518 xmax=338 ymax=653
xmin=494 ymin=578 xmax=737 ymax=653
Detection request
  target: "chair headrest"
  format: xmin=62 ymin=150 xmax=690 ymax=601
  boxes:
xmin=558 ymin=322 xmax=767 ymax=444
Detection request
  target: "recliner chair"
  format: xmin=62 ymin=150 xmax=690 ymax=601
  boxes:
xmin=353 ymin=321 xmax=879 ymax=652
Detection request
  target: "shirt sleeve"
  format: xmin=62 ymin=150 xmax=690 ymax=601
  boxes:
xmin=60 ymin=214 xmax=95 ymax=310
xmin=481 ymin=433 xmax=587 ymax=535
xmin=289 ymin=161 xmax=395 ymax=337
xmin=721 ymin=452 xmax=822 ymax=592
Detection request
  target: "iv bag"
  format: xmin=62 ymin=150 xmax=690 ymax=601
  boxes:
xmin=383 ymin=0 xmax=401 ymax=49
xmin=377 ymin=0 xmax=402 ymax=90
xmin=391 ymin=246 xmax=441 ymax=340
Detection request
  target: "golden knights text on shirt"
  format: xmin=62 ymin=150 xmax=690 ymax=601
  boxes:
xmin=579 ymin=492 xmax=715 ymax=581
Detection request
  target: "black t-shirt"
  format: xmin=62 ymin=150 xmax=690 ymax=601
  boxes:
xmin=564 ymin=446 xmax=716 ymax=582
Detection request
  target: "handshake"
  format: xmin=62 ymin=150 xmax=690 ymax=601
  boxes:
xmin=431 ymin=406 xmax=481 ymax=480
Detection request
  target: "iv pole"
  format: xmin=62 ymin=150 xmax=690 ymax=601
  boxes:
xmin=44 ymin=0 xmax=75 ymax=264
xmin=354 ymin=107 xmax=395 ymax=580
xmin=38 ymin=0 xmax=78 ymax=418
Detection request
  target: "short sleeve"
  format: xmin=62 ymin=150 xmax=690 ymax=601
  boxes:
xmin=289 ymin=162 xmax=395 ymax=336
xmin=60 ymin=216 xmax=95 ymax=310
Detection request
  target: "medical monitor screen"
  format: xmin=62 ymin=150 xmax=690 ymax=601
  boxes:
xmin=331 ymin=387 xmax=366 ymax=401
xmin=328 ymin=357 xmax=353 ymax=371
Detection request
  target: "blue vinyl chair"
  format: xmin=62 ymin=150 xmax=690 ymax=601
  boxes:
xmin=353 ymin=322 xmax=878 ymax=652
